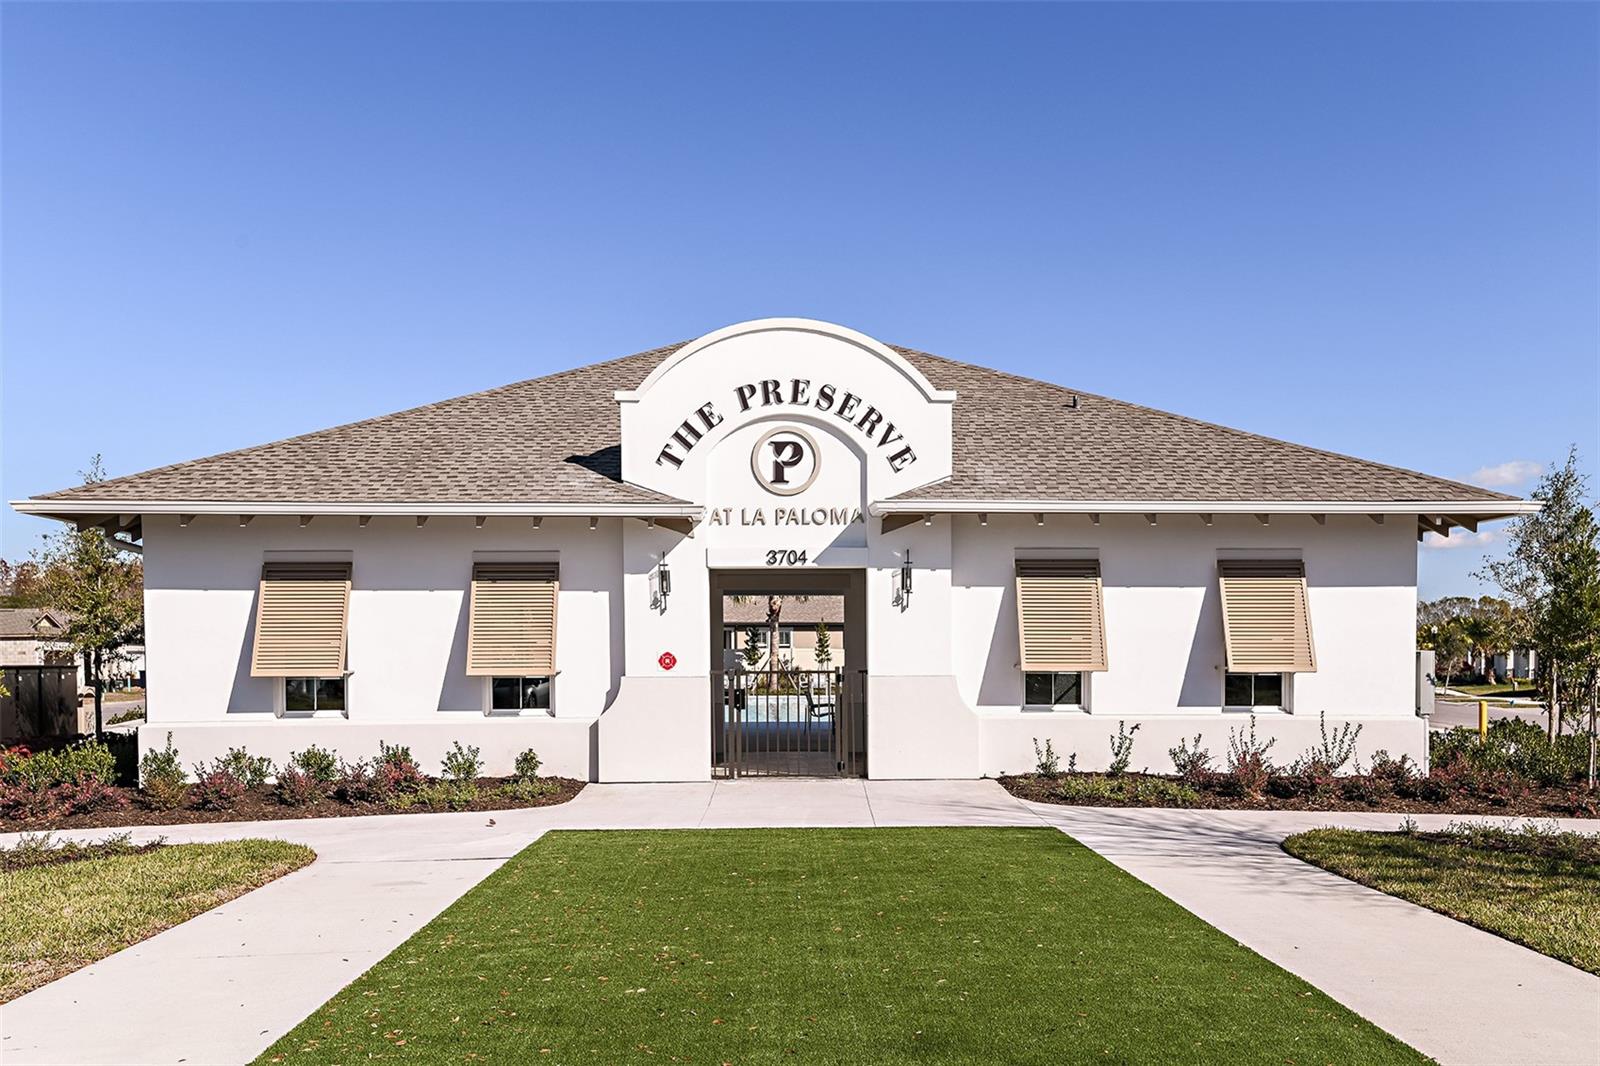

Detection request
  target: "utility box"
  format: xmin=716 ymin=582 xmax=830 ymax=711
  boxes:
xmin=1416 ymin=649 xmax=1436 ymax=716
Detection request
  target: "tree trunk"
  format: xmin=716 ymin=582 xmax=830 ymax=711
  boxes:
xmin=92 ymin=646 xmax=104 ymax=739
xmin=1548 ymin=659 xmax=1558 ymax=741
xmin=1587 ymin=692 xmax=1596 ymax=791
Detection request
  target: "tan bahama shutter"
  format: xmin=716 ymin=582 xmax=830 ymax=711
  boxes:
xmin=1015 ymin=559 xmax=1107 ymax=672
xmin=467 ymin=562 xmax=559 ymax=676
xmin=1217 ymin=560 xmax=1316 ymax=673
xmin=250 ymin=561 xmax=352 ymax=677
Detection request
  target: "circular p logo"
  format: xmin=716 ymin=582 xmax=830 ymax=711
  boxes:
xmin=751 ymin=426 xmax=820 ymax=496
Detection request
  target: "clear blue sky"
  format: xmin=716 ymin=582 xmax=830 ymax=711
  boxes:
xmin=3 ymin=2 xmax=1595 ymax=599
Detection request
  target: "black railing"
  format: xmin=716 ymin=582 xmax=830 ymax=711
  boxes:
xmin=712 ymin=668 xmax=866 ymax=778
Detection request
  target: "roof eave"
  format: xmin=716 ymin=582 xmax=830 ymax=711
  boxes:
xmin=12 ymin=499 xmax=704 ymax=521
xmin=869 ymin=499 xmax=1538 ymax=518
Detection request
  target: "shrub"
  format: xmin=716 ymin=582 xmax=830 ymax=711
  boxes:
xmin=1282 ymin=755 xmax=1337 ymax=800
xmin=513 ymin=748 xmax=542 ymax=781
xmin=275 ymin=767 xmax=325 ymax=807
xmin=0 ymin=777 xmax=127 ymax=820
xmin=1107 ymin=721 xmax=1141 ymax=777
xmin=190 ymin=767 xmax=246 ymax=810
xmin=0 ymin=745 xmax=31 ymax=776
xmin=377 ymin=740 xmax=414 ymax=770
xmin=1430 ymin=718 xmax=1584 ymax=789
xmin=1167 ymin=734 xmax=1214 ymax=788
xmin=419 ymin=780 xmax=477 ymax=811
xmin=333 ymin=759 xmax=380 ymax=805
xmin=1367 ymin=749 xmax=1418 ymax=794
xmin=375 ymin=741 xmax=426 ymax=795
xmin=383 ymin=789 xmax=421 ymax=812
xmin=441 ymin=742 xmax=483 ymax=785
xmin=4 ymin=740 xmax=118 ymax=790
xmin=1307 ymin=711 xmax=1362 ymax=774
xmin=1052 ymin=774 xmax=1200 ymax=808
xmin=500 ymin=777 xmax=558 ymax=802
xmin=217 ymin=747 xmax=275 ymax=789
xmin=139 ymin=733 xmax=189 ymax=810
xmin=1032 ymin=737 xmax=1061 ymax=777
xmin=1224 ymin=716 xmax=1276 ymax=800
xmin=288 ymin=745 xmax=338 ymax=786
xmin=1339 ymin=775 xmax=1388 ymax=806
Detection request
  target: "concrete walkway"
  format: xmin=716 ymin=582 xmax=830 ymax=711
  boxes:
xmin=2 ymin=780 xmax=1596 ymax=1066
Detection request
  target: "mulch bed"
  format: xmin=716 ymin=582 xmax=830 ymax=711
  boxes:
xmin=999 ymin=773 xmax=1599 ymax=818
xmin=0 ymin=776 xmax=585 ymax=833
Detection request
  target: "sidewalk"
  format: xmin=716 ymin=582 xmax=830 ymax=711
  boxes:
xmin=2 ymin=781 xmax=1596 ymax=1065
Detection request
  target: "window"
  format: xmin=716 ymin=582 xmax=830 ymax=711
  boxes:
xmin=1025 ymin=671 xmax=1083 ymax=708
xmin=490 ymin=676 xmax=551 ymax=713
xmin=778 ymin=628 xmax=793 ymax=650
xmin=284 ymin=677 xmax=345 ymax=713
xmin=1224 ymin=672 xmax=1284 ymax=709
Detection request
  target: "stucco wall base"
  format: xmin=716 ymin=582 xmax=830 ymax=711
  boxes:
xmin=597 ymin=675 xmax=712 ymax=782
xmin=868 ymin=675 xmax=980 ymax=779
xmin=978 ymin=713 xmax=1428 ymax=778
xmin=137 ymin=716 xmax=598 ymax=781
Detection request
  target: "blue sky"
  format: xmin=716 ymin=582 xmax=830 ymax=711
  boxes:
xmin=2 ymin=2 xmax=1594 ymax=599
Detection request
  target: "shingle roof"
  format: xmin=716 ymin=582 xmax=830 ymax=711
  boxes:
xmin=0 ymin=608 xmax=68 ymax=639
xmin=892 ymin=348 xmax=1518 ymax=504
xmin=30 ymin=340 xmax=1516 ymax=507
xmin=722 ymin=597 xmax=845 ymax=626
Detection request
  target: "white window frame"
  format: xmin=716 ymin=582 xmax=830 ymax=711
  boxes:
xmin=273 ymin=675 xmax=349 ymax=719
xmin=481 ymin=674 xmax=556 ymax=717
xmin=1222 ymin=671 xmax=1293 ymax=713
xmin=1022 ymin=670 xmax=1090 ymax=713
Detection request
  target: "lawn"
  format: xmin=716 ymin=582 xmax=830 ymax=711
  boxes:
xmin=260 ymin=828 xmax=1424 ymax=1065
xmin=1 ymin=837 xmax=314 ymax=1002
xmin=1284 ymin=826 xmax=1600 ymax=975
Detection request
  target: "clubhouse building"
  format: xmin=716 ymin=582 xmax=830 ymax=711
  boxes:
xmin=14 ymin=319 xmax=1534 ymax=780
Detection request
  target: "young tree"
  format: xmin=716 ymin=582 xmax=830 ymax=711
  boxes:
xmin=742 ymin=625 xmax=765 ymax=670
xmin=30 ymin=458 xmax=144 ymax=738
xmin=1478 ymin=448 xmax=1600 ymax=738
xmin=813 ymin=621 xmax=833 ymax=670
xmin=1424 ymin=617 xmax=1471 ymax=692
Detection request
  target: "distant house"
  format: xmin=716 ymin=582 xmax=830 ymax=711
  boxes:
xmin=0 ymin=609 xmax=77 ymax=670
xmin=0 ymin=607 xmax=146 ymax=691
xmin=723 ymin=597 xmax=844 ymax=672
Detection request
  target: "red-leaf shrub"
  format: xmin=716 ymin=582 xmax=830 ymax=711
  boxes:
xmin=191 ymin=768 xmax=247 ymax=810
xmin=275 ymin=767 xmax=325 ymax=807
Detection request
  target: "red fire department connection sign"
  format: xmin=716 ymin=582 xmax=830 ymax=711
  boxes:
xmin=658 ymin=651 xmax=677 ymax=671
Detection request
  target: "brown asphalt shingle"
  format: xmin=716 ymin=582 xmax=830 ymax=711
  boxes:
xmin=31 ymin=341 xmax=1515 ymax=506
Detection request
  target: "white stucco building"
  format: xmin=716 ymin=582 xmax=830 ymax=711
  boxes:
xmin=13 ymin=319 xmax=1534 ymax=780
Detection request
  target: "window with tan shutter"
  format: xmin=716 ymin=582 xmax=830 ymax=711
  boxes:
xmin=250 ymin=561 xmax=352 ymax=678
xmin=1217 ymin=560 xmax=1316 ymax=674
xmin=1015 ymin=559 xmax=1107 ymax=673
xmin=467 ymin=562 xmax=558 ymax=676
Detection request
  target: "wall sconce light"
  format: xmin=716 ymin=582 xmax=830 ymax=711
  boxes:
xmin=895 ymin=550 xmax=913 ymax=609
xmin=652 ymin=557 xmax=672 ymax=611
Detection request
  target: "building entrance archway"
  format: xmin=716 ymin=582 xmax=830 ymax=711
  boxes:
xmin=709 ymin=569 xmax=866 ymax=778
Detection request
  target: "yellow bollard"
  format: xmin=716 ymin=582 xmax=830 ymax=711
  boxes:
xmin=1479 ymin=700 xmax=1489 ymax=741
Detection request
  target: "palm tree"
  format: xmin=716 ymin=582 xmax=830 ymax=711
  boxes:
xmin=1460 ymin=615 xmax=1495 ymax=681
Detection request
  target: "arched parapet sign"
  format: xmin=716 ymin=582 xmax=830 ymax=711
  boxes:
xmin=617 ymin=318 xmax=956 ymax=506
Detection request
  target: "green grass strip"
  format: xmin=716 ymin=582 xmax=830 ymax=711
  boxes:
xmin=261 ymin=827 xmax=1422 ymax=1065
xmin=1284 ymin=827 xmax=1600 ymax=975
xmin=1 ymin=838 xmax=315 ymax=1002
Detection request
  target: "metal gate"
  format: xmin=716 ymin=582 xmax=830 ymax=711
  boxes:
xmin=712 ymin=668 xmax=866 ymax=778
